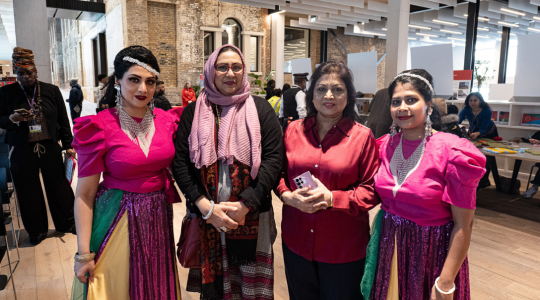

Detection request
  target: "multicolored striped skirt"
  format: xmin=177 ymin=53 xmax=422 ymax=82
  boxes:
xmin=361 ymin=210 xmax=470 ymax=300
xmin=71 ymin=184 xmax=181 ymax=300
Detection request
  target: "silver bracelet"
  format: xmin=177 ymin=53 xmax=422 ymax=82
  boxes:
xmin=202 ymin=200 xmax=215 ymax=220
xmin=74 ymin=252 xmax=96 ymax=263
xmin=435 ymin=277 xmax=456 ymax=295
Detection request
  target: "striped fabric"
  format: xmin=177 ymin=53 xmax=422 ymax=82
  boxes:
xmin=188 ymin=44 xmax=262 ymax=179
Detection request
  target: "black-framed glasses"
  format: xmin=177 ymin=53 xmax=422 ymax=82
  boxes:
xmin=215 ymin=63 xmax=244 ymax=75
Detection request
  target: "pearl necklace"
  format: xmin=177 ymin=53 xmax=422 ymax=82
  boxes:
xmin=389 ymin=134 xmax=426 ymax=197
xmin=118 ymin=107 xmax=155 ymax=157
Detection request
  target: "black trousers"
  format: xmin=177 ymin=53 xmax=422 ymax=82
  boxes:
xmin=283 ymin=241 xmax=366 ymax=300
xmin=10 ymin=139 xmax=75 ymax=236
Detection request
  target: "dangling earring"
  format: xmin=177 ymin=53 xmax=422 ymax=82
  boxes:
xmin=115 ymin=85 xmax=123 ymax=114
xmin=425 ymin=107 xmax=433 ymax=138
xmin=390 ymin=121 xmax=398 ymax=145
xmin=150 ymin=98 xmax=156 ymax=118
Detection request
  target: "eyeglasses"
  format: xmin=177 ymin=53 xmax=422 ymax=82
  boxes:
xmin=215 ymin=63 xmax=244 ymax=75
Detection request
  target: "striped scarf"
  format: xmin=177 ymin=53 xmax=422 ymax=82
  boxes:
xmin=188 ymin=44 xmax=262 ymax=179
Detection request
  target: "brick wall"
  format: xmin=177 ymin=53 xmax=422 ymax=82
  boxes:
xmin=125 ymin=0 xmax=149 ymax=47
xmin=147 ymin=2 xmax=177 ymax=87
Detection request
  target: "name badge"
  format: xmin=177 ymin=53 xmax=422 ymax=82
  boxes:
xmin=29 ymin=125 xmax=42 ymax=133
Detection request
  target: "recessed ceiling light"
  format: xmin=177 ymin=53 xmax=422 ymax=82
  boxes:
xmin=500 ymin=8 xmax=525 ymax=16
xmin=527 ymin=27 xmax=540 ymax=32
xmin=464 ymin=14 xmax=468 ymax=17
xmin=440 ymin=29 xmax=462 ymax=34
xmin=417 ymin=33 xmax=438 ymax=37
xmin=409 ymin=24 xmax=431 ymax=30
xmin=498 ymin=21 xmax=520 ymax=27
xmin=432 ymin=19 xmax=459 ymax=26
xmin=408 ymin=37 xmax=417 ymax=40
xmin=477 ymin=35 xmax=490 ymax=38
xmin=534 ymin=16 xmax=540 ymax=21
xmin=477 ymin=27 xmax=489 ymax=31
xmin=448 ymin=37 xmax=466 ymax=41
xmin=382 ymin=28 xmax=387 ymax=31
xmin=478 ymin=17 xmax=490 ymax=21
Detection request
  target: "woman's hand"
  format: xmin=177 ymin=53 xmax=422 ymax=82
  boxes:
xmin=530 ymin=139 xmax=540 ymax=145
xmin=306 ymin=177 xmax=332 ymax=206
xmin=74 ymin=260 xmax=95 ymax=284
xmin=470 ymin=132 xmax=480 ymax=139
xmin=195 ymin=197 xmax=239 ymax=233
xmin=282 ymin=187 xmax=328 ymax=213
xmin=67 ymin=149 xmax=77 ymax=159
xmin=224 ymin=202 xmax=250 ymax=226
xmin=430 ymin=282 xmax=454 ymax=300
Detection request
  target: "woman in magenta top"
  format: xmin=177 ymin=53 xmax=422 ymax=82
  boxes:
xmin=277 ymin=61 xmax=380 ymax=299
xmin=70 ymin=46 xmax=182 ymax=300
xmin=361 ymin=69 xmax=486 ymax=300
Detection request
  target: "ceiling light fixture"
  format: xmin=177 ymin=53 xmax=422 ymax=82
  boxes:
xmin=417 ymin=33 xmax=438 ymax=37
xmin=464 ymin=14 xmax=468 ymax=17
xmin=478 ymin=17 xmax=490 ymax=21
xmin=432 ymin=19 xmax=459 ymax=26
xmin=477 ymin=27 xmax=489 ymax=31
xmin=382 ymin=28 xmax=387 ymax=31
xmin=440 ymin=29 xmax=462 ymax=34
xmin=527 ymin=27 xmax=540 ymax=32
xmin=409 ymin=24 xmax=431 ymax=30
xmin=498 ymin=21 xmax=520 ymax=27
xmin=408 ymin=37 xmax=417 ymax=40
xmin=477 ymin=35 xmax=490 ymax=38
xmin=500 ymin=8 xmax=525 ymax=16
xmin=534 ymin=16 xmax=540 ymax=21
xmin=448 ymin=37 xmax=466 ymax=41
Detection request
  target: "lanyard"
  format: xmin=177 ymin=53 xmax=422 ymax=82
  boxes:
xmin=20 ymin=82 xmax=37 ymax=113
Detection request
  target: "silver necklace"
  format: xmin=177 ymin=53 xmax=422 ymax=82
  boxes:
xmin=389 ymin=134 xmax=426 ymax=197
xmin=118 ymin=107 xmax=155 ymax=157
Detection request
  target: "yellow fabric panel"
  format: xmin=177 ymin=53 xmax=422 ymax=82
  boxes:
xmin=386 ymin=234 xmax=399 ymax=300
xmin=88 ymin=213 xmax=130 ymax=300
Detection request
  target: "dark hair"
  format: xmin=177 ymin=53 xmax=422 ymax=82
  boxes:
xmin=282 ymin=83 xmax=291 ymax=93
xmin=101 ymin=45 xmax=160 ymax=107
xmin=267 ymin=79 xmax=276 ymax=88
xmin=388 ymin=69 xmax=442 ymax=131
xmin=447 ymin=104 xmax=459 ymax=115
xmin=97 ymin=74 xmax=107 ymax=82
xmin=218 ymin=45 xmax=241 ymax=57
xmin=273 ymin=88 xmax=282 ymax=97
xmin=184 ymin=82 xmax=191 ymax=89
xmin=464 ymin=92 xmax=490 ymax=110
xmin=305 ymin=60 xmax=360 ymax=123
xmin=156 ymin=80 xmax=164 ymax=86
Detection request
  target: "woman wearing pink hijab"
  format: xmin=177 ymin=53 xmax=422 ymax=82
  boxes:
xmin=173 ymin=45 xmax=283 ymax=299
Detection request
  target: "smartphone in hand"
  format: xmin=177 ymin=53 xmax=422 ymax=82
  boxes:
xmin=293 ymin=171 xmax=318 ymax=190
xmin=14 ymin=108 xmax=32 ymax=115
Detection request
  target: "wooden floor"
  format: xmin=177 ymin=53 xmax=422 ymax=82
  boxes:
xmin=1 ymin=175 xmax=540 ymax=299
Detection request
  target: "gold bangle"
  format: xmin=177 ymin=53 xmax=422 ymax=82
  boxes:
xmin=327 ymin=192 xmax=333 ymax=210
xmin=74 ymin=252 xmax=96 ymax=263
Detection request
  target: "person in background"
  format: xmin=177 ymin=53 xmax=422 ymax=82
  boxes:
xmin=459 ymin=92 xmax=497 ymax=188
xmin=442 ymin=104 xmax=467 ymax=138
xmin=154 ymin=80 xmax=172 ymax=111
xmin=96 ymin=73 xmax=108 ymax=103
xmin=265 ymin=79 xmax=276 ymax=100
xmin=0 ymin=47 xmax=76 ymax=245
xmin=173 ymin=45 xmax=282 ymax=300
xmin=362 ymin=69 xmax=486 ymax=300
xmin=278 ymin=61 xmax=380 ymax=299
xmin=68 ymin=78 xmax=84 ymax=124
xmin=522 ymin=132 xmax=540 ymax=199
xmin=268 ymin=88 xmax=282 ymax=116
xmin=280 ymin=73 xmax=308 ymax=131
xmin=282 ymin=83 xmax=291 ymax=94
xmin=365 ymin=88 xmax=392 ymax=139
xmin=181 ymin=82 xmax=196 ymax=107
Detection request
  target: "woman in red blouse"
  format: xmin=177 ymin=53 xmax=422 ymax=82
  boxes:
xmin=181 ymin=82 xmax=196 ymax=107
xmin=277 ymin=61 xmax=380 ymax=299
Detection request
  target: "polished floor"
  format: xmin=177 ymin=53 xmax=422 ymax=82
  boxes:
xmin=0 ymin=175 xmax=539 ymax=299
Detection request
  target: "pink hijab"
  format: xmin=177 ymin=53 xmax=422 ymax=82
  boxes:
xmin=188 ymin=45 xmax=262 ymax=179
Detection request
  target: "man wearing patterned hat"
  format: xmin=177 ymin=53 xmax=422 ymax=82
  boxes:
xmin=0 ymin=47 xmax=76 ymax=245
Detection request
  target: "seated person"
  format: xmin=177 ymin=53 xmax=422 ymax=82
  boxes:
xmin=459 ymin=92 xmax=498 ymax=139
xmin=267 ymin=88 xmax=282 ymax=116
xmin=523 ymin=131 xmax=540 ymax=199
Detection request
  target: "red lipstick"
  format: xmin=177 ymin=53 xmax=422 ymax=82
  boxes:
xmin=398 ymin=115 xmax=412 ymax=120
xmin=224 ymin=81 xmax=235 ymax=86
xmin=135 ymin=96 xmax=147 ymax=101
xmin=323 ymin=103 xmax=335 ymax=109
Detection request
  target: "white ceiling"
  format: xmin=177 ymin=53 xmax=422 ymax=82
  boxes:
xmin=0 ymin=0 xmax=15 ymax=61
xmin=220 ymin=0 xmax=540 ymax=45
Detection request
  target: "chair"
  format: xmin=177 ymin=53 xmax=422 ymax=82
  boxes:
xmin=526 ymin=162 xmax=540 ymax=190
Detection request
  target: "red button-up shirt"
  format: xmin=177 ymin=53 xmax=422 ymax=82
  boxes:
xmin=277 ymin=116 xmax=380 ymax=264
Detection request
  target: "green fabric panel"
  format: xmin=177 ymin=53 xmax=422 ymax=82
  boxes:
xmin=71 ymin=189 xmax=124 ymax=300
xmin=360 ymin=209 xmax=385 ymax=300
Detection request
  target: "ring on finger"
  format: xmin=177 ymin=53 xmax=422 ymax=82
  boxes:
xmin=220 ymin=226 xmax=228 ymax=232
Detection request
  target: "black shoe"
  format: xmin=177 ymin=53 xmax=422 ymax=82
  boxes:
xmin=57 ymin=224 xmax=77 ymax=235
xmin=29 ymin=233 xmax=47 ymax=245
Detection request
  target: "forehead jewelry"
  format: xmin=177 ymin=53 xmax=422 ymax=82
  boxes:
xmin=123 ymin=56 xmax=160 ymax=77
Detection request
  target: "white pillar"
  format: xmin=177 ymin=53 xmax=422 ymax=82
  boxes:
xmin=271 ymin=13 xmax=285 ymax=88
xmin=13 ymin=0 xmax=52 ymax=84
xmin=226 ymin=26 xmax=237 ymax=45
xmin=385 ymin=0 xmax=410 ymax=87
xmin=215 ymin=31 xmax=223 ymax=49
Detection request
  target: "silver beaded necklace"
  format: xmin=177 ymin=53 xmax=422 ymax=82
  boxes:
xmin=389 ymin=134 xmax=426 ymax=197
xmin=118 ymin=106 xmax=155 ymax=157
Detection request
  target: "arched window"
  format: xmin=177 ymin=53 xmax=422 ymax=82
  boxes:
xmin=222 ymin=18 xmax=242 ymax=49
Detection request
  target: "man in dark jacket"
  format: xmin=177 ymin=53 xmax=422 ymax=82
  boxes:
xmin=153 ymin=80 xmax=172 ymax=111
xmin=0 ymin=47 xmax=75 ymax=245
xmin=67 ymin=79 xmax=84 ymax=124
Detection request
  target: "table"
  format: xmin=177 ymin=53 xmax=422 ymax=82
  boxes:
xmin=481 ymin=142 xmax=540 ymax=194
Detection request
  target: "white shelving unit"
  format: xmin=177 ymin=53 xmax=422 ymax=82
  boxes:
xmin=447 ymin=99 xmax=540 ymax=181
